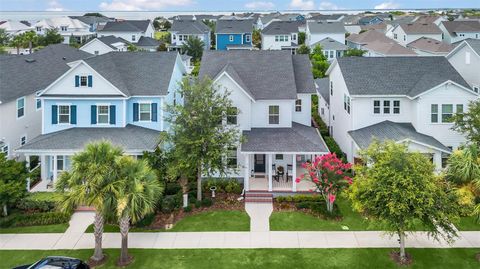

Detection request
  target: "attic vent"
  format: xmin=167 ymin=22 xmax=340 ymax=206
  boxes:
xmin=25 ymin=58 xmax=35 ymax=63
xmin=62 ymin=57 xmax=66 ymax=60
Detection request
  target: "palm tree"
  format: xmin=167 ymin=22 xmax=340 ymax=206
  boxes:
xmin=55 ymin=141 xmax=123 ymax=263
xmin=115 ymin=156 xmax=162 ymax=266
xmin=10 ymin=34 xmax=24 ymax=55
xmin=181 ymin=36 xmax=205 ymax=62
xmin=22 ymin=31 xmax=37 ymax=54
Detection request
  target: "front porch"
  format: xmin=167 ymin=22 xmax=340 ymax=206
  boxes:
xmin=248 ymin=165 xmax=316 ymax=192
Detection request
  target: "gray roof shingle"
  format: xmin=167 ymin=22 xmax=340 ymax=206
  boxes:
xmin=199 ymin=50 xmax=315 ymax=100
xmin=242 ymin=122 xmax=329 ymax=153
xmin=441 ymin=20 xmax=480 ymax=36
xmin=465 ymin=38 xmax=480 ymax=55
xmin=215 ymin=19 xmax=253 ymax=34
xmin=96 ymin=35 xmax=129 ymax=49
xmin=170 ymin=20 xmax=210 ymax=34
xmin=315 ymin=78 xmax=330 ymax=104
xmin=135 ymin=36 xmax=161 ymax=47
xmin=0 ymin=44 xmax=92 ymax=103
xmin=397 ymin=23 xmax=442 ymax=34
xmin=99 ymin=20 xmax=151 ymax=32
xmin=407 ymin=37 xmax=453 ymax=53
xmin=17 ymin=124 xmax=160 ymax=153
xmin=348 ymin=120 xmax=451 ymax=152
xmin=307 ymin=21 xmax=345 ymax=34
xmin=336 ymin=57 xmax=470 ymax=97
xmin=261 ymin=21 xmax=300 ymax=35
xmin=312 ymin=37 xmax=349 ymax=50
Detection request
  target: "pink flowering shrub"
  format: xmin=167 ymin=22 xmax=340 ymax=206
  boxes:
xmin=296 ymin=153 xmax=352 ymax=213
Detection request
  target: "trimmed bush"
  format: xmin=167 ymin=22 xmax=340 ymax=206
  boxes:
xmin=224 ymin=180 xmax=242 ymax=194
xmin=324 ymin=136 xmax=345 ymax=160
xmin=0 ymin=212 xmax=70 ymax=228
xmin=184 ymin=205 xmax=192 ymax=212
xmin=203 ymin=178 xmax=243 ymax=193
xmin=160 ymin=195 xmax=181 ymax=213
xmin=201 ymin=198 xmax=213 ymax=207
xmin=135 ymin=213 xmax=155 ymax=227
xmin=16 ymin=192 xmax=63 ymax=213
xmin=194 ymin=200 xmax=202 ymax=208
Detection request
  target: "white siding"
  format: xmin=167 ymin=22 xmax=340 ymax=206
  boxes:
xmin=80 ymin=39 xmax=116 ymax=55
xmin=292 ymin=94 xmax=311 ymax=126
xmin=448 ymin=44 xmax=480 ymax=88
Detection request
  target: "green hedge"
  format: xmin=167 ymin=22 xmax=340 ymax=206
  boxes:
xmin=202 ymin=179 xmax=242 ymax=194
xmin=16 ymin=192 xmax=64 ymax=213
xmin=0 ymin=212 xmax=70 ymax=228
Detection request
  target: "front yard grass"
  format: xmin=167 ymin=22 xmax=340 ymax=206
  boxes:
xmin=85 ymin=210 xmax=250 ymax=233
xmin=0 ymin=223 xmax=69 ymax=234
xmin=1 ymin=248 xmax=478 ymax=269
xmin=456 ymin=215 xmax=480 ymax=231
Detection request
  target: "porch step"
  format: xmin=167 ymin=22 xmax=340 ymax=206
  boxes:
xmin=245 ymin=192 xmax=273 ymax=203
xmin=245 ymin=192 xmax=273 ymax=198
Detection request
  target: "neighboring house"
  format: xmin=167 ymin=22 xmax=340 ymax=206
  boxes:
xmin=33 ymin=16 xmax=94 ymax=44
xmin=255 ymin=12 xmax=281 ymax=30
xmin=69 ymin=15 xmax=111 ymax=32
xmin=135 ymin=36 xmax=161 ymax=51
xmin=326 ymin=56 xmax=477 ymax=170
xmin=346 ymin=29 xmax=389 ymax=49
xmin=413 ymin=15 xmax=446 ymax=26
xmin=198 ymin=50 xmax=328 ymax=192
xmin=407 ymin=37 xmax=454 ymax=56
xmin=16 ymin=51 xmax=187 ymax=191
xmin=261 ymin=21 xmax=300 ymax=52
xmin=80 ymin=35 xmax=129 ymax=55
xmin=308 ymin=14 xmax=344 ymax=22
xmin=168 ymin=20 xmax=211 ymax=51
xmin=347 ymin=30 xmax=416 ymax=57
xmin=98 ymin=20 xmax=154 ymax=43
xmin=439 ymin=20 xmax=480 ymax=44
xmin=0 ymin=20 xmax=32 ymax=36
xmin=446 ymin=39 xmax=480 ymax=92
xmin=0 ymin=44 xmax=91 ymax=160
xmin=180 ymin=54 xmax=194 ymax=74
xmin=312 ymin=37 xmax=349 ymax=60
xmin=305 ymin=21 xmax=345 ymax=47
xmin=315 ymin=78 xmax=330 ymax=125
xmin=390 ymin=23 xmax=443 ymax=46
xmin=358 ymin=16 xmax=384 ymax=25
xmin=215 ymin=19 xmax=253 ymax=50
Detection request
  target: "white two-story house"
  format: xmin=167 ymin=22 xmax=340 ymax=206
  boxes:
xmin=326 ymin=56 xmax=477 ymax=171
xmin=198 ymin=50 xmax=329 ymax=193
xmin=0 ymin=45 xmax=91 ymax=160
xmin=390 ymin=23 xmax=443 ymax=46
xmin=168 ymin=20 xmax=211 ymax=51
xmin=98 ymin=20 xmax=155 ymax=44
xmin=261 ymin=21 xmax=301 ymax=52
xmin=34 ymin=16 xmax=94 ymax=44
xmin=79 ymin=35 xmax=129 ymax=55
xmin=305 ymin=21 xmax=345 ymax=48
xmin=439 ymin=20 xmax=480 ymax=44
xmin=17 ymin=51 xmax=186 ymax=191
xmin=447 ymin=39 xmax=480 ymax=93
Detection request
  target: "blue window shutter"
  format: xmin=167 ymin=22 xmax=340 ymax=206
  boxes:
xmin=52 ymin=105 xmax=58 ymax=124
xmin=87 ymin=75 xmax=93 ymax=87
xmin=91 ymin=105 xmax=97 ymax=124
xmin=133 ymin=103 xmax=139 ymax=122
xmin=109 ymin=105 xmax=116 ymax=124
xmin=151 ymin=103 xmax=158 ymax=122
xmin=75 ymin=75 xmax=80 ymax=87
xmin=70 ymin=105 xmax=77 ymax=124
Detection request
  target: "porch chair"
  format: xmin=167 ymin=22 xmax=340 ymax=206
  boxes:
xmin=286 ymin=164 xmax=293 ymax=182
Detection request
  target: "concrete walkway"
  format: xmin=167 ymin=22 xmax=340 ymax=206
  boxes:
xmin=52 ymin=212 xmax=95 ymax=250
xmin=245 ymin=203 xmax=273 ymax=232
xmin=1 ymin=231 xmax=479 ymax=250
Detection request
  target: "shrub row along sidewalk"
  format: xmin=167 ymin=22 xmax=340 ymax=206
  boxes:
xmin=1 ymin=231 xmax=479 ymax=250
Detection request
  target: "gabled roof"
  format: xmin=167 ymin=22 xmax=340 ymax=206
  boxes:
xmin=199 ymin=50 xmax=315 ymax=100
xmin=447 ymin=38 xmax=480 ymax=58
xmin=313 ymin=37 xmax=349 ymax=51
xmin=215 ymin=19 xmax=253 ymax=34
xmin=69 ymin=15 xmax=110 ymax=25
xmin=358 ymin=16 xmax=384 ymax=24
xmin=34 ymin=16 xmax=89 ymax=30
xmin=307 ymin=21 xmax=345 ymax=34
xmin=364 ymin=40 xmax=417 ymax=56
xmin=346 ymin=29 xmax=389 ymax=45
xmin=0 ymin=44 xmax=92 ymax=104
xmin=135 ymin=36 xmax=161 ymax=47
xmin=80 ymin=52 xmax=180 ymax=96
xmin=334 ymin=57 xmax=470 ymax=97
xmin=407 ymin=37 xmax=453 ymax=54
xmin=309 ymin=14 xmax=344 ymax=21
xmin=413 ymin=15 xmax=443 ymax=24
xmin=17 ymin=124 xmax=160 ymax=153
xmin=96 ymin=35 xmax=129 ymax=49
xmin=315 ymin=78 xmax=330 ymax=104
xmin=396 ymin=23 xmax=442 ymax=34
xmin=170 ymin=20 xmax=210 ymax=34
xmin=348 ymin=121 xmax=451 ymax=153
xmin=98 ymin=20 xmax=151 ymax=32
xmin=0 ymin=20 xmax=32 ymax=32
xmin=261 ymin=21 xmax=300 ymax=35
xmin=441 ymin=20 xmax=480 ymax=36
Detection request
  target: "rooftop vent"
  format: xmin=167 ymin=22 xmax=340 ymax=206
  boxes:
xmin=62 ymin=57 xmax=66 ymax=60
xmin=25 ymin=58 xmax=35 ymax=63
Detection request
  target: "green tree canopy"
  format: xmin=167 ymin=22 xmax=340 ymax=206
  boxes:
xmin=164 ymin=77 xmax=242 ymax=200
xmin=344 ymin=48 xmax=366 ymax=57
xmin=0 ymin=29 xmax=10 ymax=46
xmin=182 ymin=36 xmax=205 ymax=62
xmin=0 ymin=153 xmax=28 ymax=216
xmin=252 ymin=29 xmax=261 ymax=49
xmin=310 ymin=44 xmax=330 ymax=79
xmin=452 ymin=99 xmax=480 ymax=145
xmin=296 ymin=44 xmax=310 ymax=54
xmin=38 ymin=29 xmax=63 ymax=46
xmin=298 ymin=32 xmax=306 ymax=45
xmin=350 ymin=141 xmax=460 ymax=263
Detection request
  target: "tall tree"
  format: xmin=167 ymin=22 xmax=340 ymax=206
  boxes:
xmin=350 ymin=141 xmax=459 ymax=264
xmin=0 ymin=29 xmax=10 ymax=46
xmin=181 ymin=36 xmax=205 ymax=62
xmin=164 ymin=77 xmax=242 ymax=201
xmin=115 ymin=156 xmax=162 ymax=266
xmin=310 ymin=44 xmax=330 ymax=79
xmin=298 ymin=32 xmax=305 ymax=45
xmin=452 ymin=99 xmax=480 ymax=145
xmin=10 ymin=34 xmax=24 ymax=54
xmin=22 ymin=30 xmax=38 ymax=54
xmin=39 ymin=29 xmax=63 ymax=46
xmin=56 ymin=141 xmax=123 ymax=263
xmin=0 ymin=153 xmax=28 ymax=216
xmin=252 ymin=29 xmax=261 ymax=49
xmin=203 ymin=19 xmax=216 ymax=49
xmin=296 ymin=44 xmax=310 ymax=54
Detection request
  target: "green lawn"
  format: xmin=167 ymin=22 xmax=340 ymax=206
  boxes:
xmin=1 ymin=248 xmax=478 ymax=269
xmin=85 ymin=210 xmax=250 ymax=233
xmin=0 ymin=223 xmax=69 ymax=234
xmin=456 ymin=215 xmax=480 ymax=231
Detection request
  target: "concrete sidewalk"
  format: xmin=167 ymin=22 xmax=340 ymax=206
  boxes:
xmin=1 ymin=231 xmax=479 ymax=250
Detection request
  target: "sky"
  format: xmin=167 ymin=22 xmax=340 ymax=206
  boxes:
xmin=0 ymin=0 xmax=478 ymax=12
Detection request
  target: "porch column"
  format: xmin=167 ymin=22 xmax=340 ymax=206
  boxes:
xmin=53 ymin=155 xmax=58 ymax=181
xmin=40 ymin=155 xmax=47 ymax=180
xmin=244 ymin=154 xmax=250 ymax=191
xmin=292 ymin=154 xmax=297 ymax=192
xmin=267 ymin=153 xmax=272 ymax=192
xmin=25 ymin=155 xmax=30 ymax=191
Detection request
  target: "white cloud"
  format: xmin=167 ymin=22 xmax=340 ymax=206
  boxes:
xmin=245 ymin=1 xmax=275 ymax=9
xmin=46 ymin=0 xmax=65 ymax=11
xmin=374 ymin=1 xmax=400 ymax=9
xmin=318 ymin=1 xmax=340 ymax=10
xmin=99 ymin=0 xmax=194 ymax=11
xmin=289 ymin=0 xmax=315 ymax=10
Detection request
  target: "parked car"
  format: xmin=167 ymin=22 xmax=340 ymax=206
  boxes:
xmin=13 ymin=256 xmax=89 ymax=269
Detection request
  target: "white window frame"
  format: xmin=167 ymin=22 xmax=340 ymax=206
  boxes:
xmin=441 ymin=104 xmax=454 ymax=123
xmin=373 ymin=100 xmax=381 ymax=114
xmin=51 ymin=156 xmax=65 ymax=171
xmin=226 ymin=147 xmax=238 ymax=168
xmin=97 ymin=105 xmax=110 ymax=125
xmin=343 ymin=94 xmax=351 ymax=114
xmin=58 ymin=105 xmax=71 ymax=124
xmin=245 ymin=34 xmax=251 ymax=42
xmin=393 ymin=100 xmax=400 ymax=114
xmin=431 ymin=104 xmax=439 ymax=123
xmin=229 ymin=35 xmax=234 ymax=42
xmin=473 ymin=85 xmax=479 ymax=93
xmin=227 ymin=106 xmax=238 ymax=125
xmin=1 ymin=144 xmax=9 ymax=156
xmin=139 ymin=103 xmax=152 ymax=122
xmin=60 ymin=26 xmax=68 ymax=32
xmin=79 ymin=75 xmax=88 ymax=87
xmin=132 ymin=35 xmax=136 ymax=42
xmin=269 ymin=105 xmax=280 ymax=124
xmin=21 ymin=135 xmax=27 ymax=146
xmin=295 ymin=99 xmax=302 ymax=112
xmin=16 ymin=97 xmax=25 ymax=119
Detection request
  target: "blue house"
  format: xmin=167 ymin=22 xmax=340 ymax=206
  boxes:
xmin=17 ymin=51 xmax=186 ymax=191
xmin=358 ymin=16 xmax=384 ymax=25
xmin=215 ymin=19 xmax=254 ymax=50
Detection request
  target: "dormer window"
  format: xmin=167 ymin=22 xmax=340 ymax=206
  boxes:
xmin=36 ymin=27 xmax=42 ymax=32
xmin=60 ymin=26 xmax=68 ymax=31
xmin=295 ymin=99 xmax=302 ymax=112
xmin=75 ymin=75 xmax=92 ymax=87
xmin=80 ymin=76 xmax=87 ymax=87
xmin=132 ymin=35 xmax=136 ymax=41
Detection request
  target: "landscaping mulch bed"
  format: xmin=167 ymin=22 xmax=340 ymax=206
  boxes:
xmin=273 ymin=200 xmax=343 ymax=222
xmin=389 ymin=251 xmax=413 ymax=266
xmin=149 ymin=193 xmax=244 ymax=229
